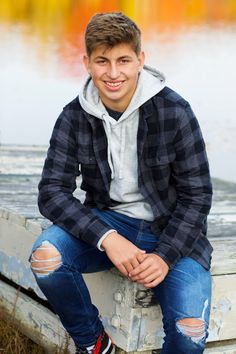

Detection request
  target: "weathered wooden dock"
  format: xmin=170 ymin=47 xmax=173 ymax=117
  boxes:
xmin=1 ymin=169 xmax=236 ymax=353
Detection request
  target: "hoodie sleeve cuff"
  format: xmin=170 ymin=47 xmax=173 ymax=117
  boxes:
xmin=97 ymin=229 xmax=117 ymax=251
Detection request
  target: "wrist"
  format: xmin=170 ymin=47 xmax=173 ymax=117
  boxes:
xmin=101 ymin=231 xmax=118 ymax=251
xmin=97 ymin=230 xmax=117 ymax=251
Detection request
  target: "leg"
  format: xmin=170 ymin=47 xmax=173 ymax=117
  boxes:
xmin=153 ymin=257 xmax=212 ymax=354
xmin=29 ymin=224 xmax=113 ymax=348
xmin=96 ymin=215 xmax=212 ymax=353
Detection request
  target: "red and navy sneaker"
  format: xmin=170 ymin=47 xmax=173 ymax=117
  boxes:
xmin=76 ymin=331 xmax=115 ymax=354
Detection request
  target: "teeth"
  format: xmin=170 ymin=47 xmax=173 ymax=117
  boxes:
xmin=106 ymin=82 xmax=122 ymax=87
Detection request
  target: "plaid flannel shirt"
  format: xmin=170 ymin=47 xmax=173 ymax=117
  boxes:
xmin=38 ymin=86 xmax=213 ymax=270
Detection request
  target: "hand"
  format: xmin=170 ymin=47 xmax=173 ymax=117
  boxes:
xmin=128 ymin=253 xmax=169 ymax=288
xmin=101 ymin=232 xmax=147 ymax=277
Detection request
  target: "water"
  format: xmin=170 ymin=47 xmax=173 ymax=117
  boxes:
xmin=0 ymin=145 xmax=46 ymax=175
xmin=0 ymin=1 xmax=236 ymax=183
xmin=0 ymin=145 xmax=45 ymax=216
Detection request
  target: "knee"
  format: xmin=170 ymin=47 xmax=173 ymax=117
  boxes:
xmin=176 ymin=317 xmax=206 ymax=344
xmin=30 ymin=241 xmax=62 ymax=276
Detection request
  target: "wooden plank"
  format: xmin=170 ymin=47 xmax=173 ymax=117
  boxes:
xmin=1 ymin=276 xmax=236 ymax=354
xmin=0 ymin=213 xmax=44 ymax=298
xmin=205 ymin=343 xmax=236 ymax=354
xmin=0 ymin=279 xmax=75 ymax=353
xmin=131 ymin=274 xmax=236 ymax=349
xmin=1 ymin=168 xmax=236 ymax=236
xmin=2 ymin=242 xmax=235 ymax=352
xmin=117 ymin=342 xmax=236 ymax=354
xmin=211 ymin=238 xmax=236 ymax=275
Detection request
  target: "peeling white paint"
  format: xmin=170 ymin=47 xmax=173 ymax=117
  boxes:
xmin=215 ymin=297 xmax=232 ymax=312
xmin=1 ymin=208 xmax=236 ymax=352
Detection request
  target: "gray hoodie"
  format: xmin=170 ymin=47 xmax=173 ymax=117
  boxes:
xmin=79 ymin=65 xmax=165 ymax=222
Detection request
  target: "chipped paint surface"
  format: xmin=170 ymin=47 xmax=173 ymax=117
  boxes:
xmin=0 ymin=279 xmax=75 ymax=353
xmin=208 ymin=277 xmax=235 ymax=342
xmin=0 ymin=251 xmax=45 ymax=298
xmin=1 ymin=200 xmax=236 ymax=352
xmin=215 ymin=297 xmax=232 ymax=312
xmin=1 ymin=209 xmax=236 ymax=350
xmin=134 ymin=288 xmax=158 ymax=308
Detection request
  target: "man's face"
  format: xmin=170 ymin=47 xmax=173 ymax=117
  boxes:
xmin=83 ymin=43 xmax=145 ymax=112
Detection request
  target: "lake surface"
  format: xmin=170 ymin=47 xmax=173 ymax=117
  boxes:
xmin=0 ymin=0 xmax=236 ymax=182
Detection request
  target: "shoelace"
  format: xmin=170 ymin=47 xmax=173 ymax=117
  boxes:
xmin=76 ymin=348 xmax=90 ymax=354
xmin=76 ymin=342 xmax=97 ymax=354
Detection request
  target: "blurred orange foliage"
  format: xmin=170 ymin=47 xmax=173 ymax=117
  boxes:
xmin=1 ymin=0 xmax=235 ymax=76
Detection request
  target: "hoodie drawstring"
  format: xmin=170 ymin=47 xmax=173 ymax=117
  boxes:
xmin=119 ymin=123 xmax=126 ymax=179
xmin=102 ymin=114 xmax=126 ymax=180
xmin=102 ymin=115 xmax=115 ymax=179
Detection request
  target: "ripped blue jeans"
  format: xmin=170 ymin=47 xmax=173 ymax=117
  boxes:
xmin=29 ymin=208 xmax=212 ymax=353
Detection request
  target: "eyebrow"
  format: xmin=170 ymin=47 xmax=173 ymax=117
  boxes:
xmin=94 ymin=56 xmax=107 ymax=60
xmin=94 ymin=55 xmax=133 ymax=60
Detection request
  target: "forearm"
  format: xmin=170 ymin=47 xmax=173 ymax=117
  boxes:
xmin=38 ymin=110 xmax=112 ymax=246
xmin=38 ymin=181 xmax=112 ymax=246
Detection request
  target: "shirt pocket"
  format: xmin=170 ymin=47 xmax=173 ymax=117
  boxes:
xmin=77 ymin=149 xmax=97 ymax=165
xmin=77 ymin=149 xmax=100 ymax=190
xmin=145 ymin=152 xmax=176 ymax=189
xmin=145 ymin=153 xmax=175 ymax=167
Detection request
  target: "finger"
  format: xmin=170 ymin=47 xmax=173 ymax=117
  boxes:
xmin=136 ymin=252 xmax=149 ymax=263
xmin=132 ymin=264 xmax=162 ymax=282
xmin=124 ymin=251 xmax=148 ymax=274
xmin=116 ymin=263 xmax=129 ymax=277
xmin=129 ymin=257 xmax=152 ymax=277
xmin=142 ymin=279 xmax=162 ymax=288
xmin=131 ymin=268 xmax=154 ymax=282
xmin=142 ymin=272 xmax=167 ymax=288
xmin=122 ymin=253 xmax=144 ymax=273
xmin=122 ymin=261 xmax=135 ymax=275
xmin=129 ymin=259 xmax=140 ymax=270
xmin=136 ymin=271 xmax=161 ymax=284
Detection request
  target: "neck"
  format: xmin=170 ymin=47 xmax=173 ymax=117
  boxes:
xmin=99 ymin=84 xmax=137 ymax=112
xmin=102 ymin=100 xmax=127 ymax=112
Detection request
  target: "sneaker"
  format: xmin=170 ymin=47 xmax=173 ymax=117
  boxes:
xmin=76 ymin=331 xmax=115 ymax=354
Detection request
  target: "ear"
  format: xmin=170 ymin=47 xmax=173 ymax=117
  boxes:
xmin=138 ymin=51 xmax=145 ymax=72
xmin=83 ymin=55 xmax=90 ymax=74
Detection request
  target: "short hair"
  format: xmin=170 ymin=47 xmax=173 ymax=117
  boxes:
xmin=85 ymin=12 xmax=141 ymax=57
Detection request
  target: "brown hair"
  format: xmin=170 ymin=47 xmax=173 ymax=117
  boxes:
xmin=85 ymin=12 xmax=141 ymax=57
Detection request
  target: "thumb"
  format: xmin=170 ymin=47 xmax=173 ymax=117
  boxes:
xmin=136 ymin=251 xmax=148 ymax=263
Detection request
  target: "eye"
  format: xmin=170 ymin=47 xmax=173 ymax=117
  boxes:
xmin=120 ymin=58 xmax=130 ymax=64
xmin=96 ymin=59 xmax=107 ymax=65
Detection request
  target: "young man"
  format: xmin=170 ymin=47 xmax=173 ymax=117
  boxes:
xmin=30 ymin=12 xmax=213 ymax=354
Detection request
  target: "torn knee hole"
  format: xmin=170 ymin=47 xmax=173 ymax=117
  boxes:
xmin=31 ymin=241 xmax=62 ymax=275
xmin=176 ymin=318 xmax=205 ymax=343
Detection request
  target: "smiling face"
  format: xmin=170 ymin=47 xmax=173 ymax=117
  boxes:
xmin=83 ymin=43 xmax=145 ymax=112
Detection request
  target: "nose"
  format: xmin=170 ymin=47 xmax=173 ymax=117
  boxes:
xmin=108 ymin=63 xmax=120 ymax=79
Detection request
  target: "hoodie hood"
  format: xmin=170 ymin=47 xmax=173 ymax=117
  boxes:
xmin=79 ymin=64 xmax=165 ymax=122
xmin=78 ymin=65 xmax=165 ymax=180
